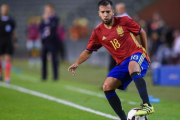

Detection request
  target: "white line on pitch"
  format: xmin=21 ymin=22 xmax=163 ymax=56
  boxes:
xmin=14 ymin=73 xmax=138 ymax=105
xmin=14 ymin=74 xmax=39 ymax=83
xmin=65 ymin=85 xmax=138 ymax=105
xmin=18 ymin=74 xmax=38 ymax=83
xmin=0 ymin=82 xmax=120 ymax=120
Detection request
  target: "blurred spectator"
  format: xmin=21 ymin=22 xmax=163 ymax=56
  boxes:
xmin=132 ymin=14 xmax=150 ymax=52
xmin=0 ymin=4 xmax=17 ymax=83
xmin=151 ymin=27 xmax=174 ymax=67
xmin=154 ymin=40 xmax=172 ymax=65
xmin=69 ymin=18 xmax=89 ymax=41
xmin=115 ymin=3 xmax=130 ymax=18
xmin=147 ymin=12 xmax=166 ymax=58
xmin=172 ymin=29 xmax=180 ymax=64
xmin=26 ymin=16 xmax=41 ymax=67
xmin=39 ymin=4 xmax=59 ymax=81
xmin=132 ymin=14 xmax=147 ymax=31
xmin=57 ymin=22 xmax=67 ymax=62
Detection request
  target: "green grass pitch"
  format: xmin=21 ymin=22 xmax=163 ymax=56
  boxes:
xmin=0 ymin=59 xmax=180 ymax=120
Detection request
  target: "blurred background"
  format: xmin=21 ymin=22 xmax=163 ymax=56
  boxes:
xmin=0 ymin=0 xmax=180 ymax=119
xmin=0 ymin=0 xmax=180 ymax=66
xmin=0 ymin=0 xmax=180 ymax=99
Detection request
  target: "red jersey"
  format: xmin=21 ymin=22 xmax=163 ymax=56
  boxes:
xmin=87 ymin=16 xmax=149 ymax=65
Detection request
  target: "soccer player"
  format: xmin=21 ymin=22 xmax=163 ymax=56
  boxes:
xmin=0 ymin=4 xmax=17 ymax=83
xmin=68 ymin=0 xmax=155 ymax=120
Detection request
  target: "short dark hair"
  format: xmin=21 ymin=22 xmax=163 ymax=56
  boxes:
xmin=98 ymin=0 xmax=113 ymax=7
xmin=46 ymin=3 xmax=54 ymax=9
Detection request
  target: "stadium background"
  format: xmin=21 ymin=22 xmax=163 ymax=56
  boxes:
xmin=0 ymin=0 xmax=179 ymax=64
xmin=0 ymin=0 xmax=180 ymax=120
xmin=0 ymin=0 xmax=179 ymax=65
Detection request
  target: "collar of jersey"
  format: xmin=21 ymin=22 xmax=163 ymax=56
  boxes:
xmin=1 ymin=16 xmax=9 ymax=21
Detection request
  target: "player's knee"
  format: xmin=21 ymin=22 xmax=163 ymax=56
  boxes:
xmin=128 ymin=61 xmax=141 ymax=75
xmin=103 ymin=83 xmax=113 ymax=91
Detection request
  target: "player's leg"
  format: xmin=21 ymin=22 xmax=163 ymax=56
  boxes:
xmin=0 ymin=56 xmax=3 ymax=81
xmin=4 ymin=54 xmax=11 ymax=83
xmin=0 ymin=43 xmax=4 ymax=81
xmin=129 ymin=60 xmax=154 ymax=116
xmin=34 ymin=40 xmax=41 ymax=67
xmin=58 ymin=41 xmax=65 ymax=62
xmin=26 ymin=40 xmax=34 ymax=66
xmin=4 ymin=41 xmax=14 ymax=83
xmin=41 ymin=46 xmax=48 ymax=80
xmin=50 ymin=46 xmax=59 ymax=80
xmin=103 ymin=77 xmax=127 ymax=120
xmin=129 ymin=61 xmax=150 ymax=105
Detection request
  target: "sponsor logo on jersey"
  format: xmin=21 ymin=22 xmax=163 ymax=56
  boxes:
xmin=102 ymin=36 xmax=106 ymax=40
xmin=116 ymin=26 xmax=124 ymax=37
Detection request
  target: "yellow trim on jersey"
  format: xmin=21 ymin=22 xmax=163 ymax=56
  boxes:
xmin=130 ymin=32 xmax=147 ymax=56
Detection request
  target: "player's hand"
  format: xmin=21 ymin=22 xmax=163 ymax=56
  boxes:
xmin=147 ymin=55 xmax=151 ymax=65
xmin=42 ymin=13 xmax=48 ymax=20
xmin=68 ymin=63 xmax=79 ymax=76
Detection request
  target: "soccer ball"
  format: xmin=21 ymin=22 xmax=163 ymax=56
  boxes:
xmin=127 ymin=108 xmax=148 ymax=120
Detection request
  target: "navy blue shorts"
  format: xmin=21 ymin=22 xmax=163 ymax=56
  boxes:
xmin=107 ymin=52 xmax=149 ymax=90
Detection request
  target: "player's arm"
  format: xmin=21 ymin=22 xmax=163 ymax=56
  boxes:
xmin=68 ymin=30 xmax=101 ymax=75
xmin=139 ymin=28 xmax=148 ymax=53
xmin=125 ymin=17 xmax=148 ymax=53
xmin=12 ymin=19 xmax=18 ymax=48
xmin=139 ymin=28 xmax=151 ymax=63
xmin=12 ymin=30 xmax=18 ymax=48
xmin=68 ymin=50 xmax=93 ymax=75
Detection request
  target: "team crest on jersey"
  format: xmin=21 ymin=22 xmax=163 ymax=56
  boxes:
xmin=102 ymin=36 xmax=106 ymax=40
xmin=116 ymin=26 xmax=124 ymax=37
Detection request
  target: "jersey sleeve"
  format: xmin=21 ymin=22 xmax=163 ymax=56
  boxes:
xmin=126 ymin=17 xmax=141 ymax=36
xmin=86 ymin=30 xmax=102 ymax=51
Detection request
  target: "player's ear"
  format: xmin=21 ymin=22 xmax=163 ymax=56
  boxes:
xmin=98 ymin=11 xmax=100 ymax=17
xmin=112 ymin=9 xmax=115 ymax=15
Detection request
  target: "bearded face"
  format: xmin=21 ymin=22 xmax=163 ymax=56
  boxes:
xmin=98 ymin=4 xmax=114 ymax=25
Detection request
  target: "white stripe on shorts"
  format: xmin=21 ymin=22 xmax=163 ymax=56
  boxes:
xmin=138 ymin=54 xmax=145 ymax=65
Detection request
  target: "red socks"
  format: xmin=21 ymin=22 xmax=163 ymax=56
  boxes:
xmin=0 ymin=63 xmax=2 ymax=75
xmin=5 ymin=62 xmax=11 ymax=82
